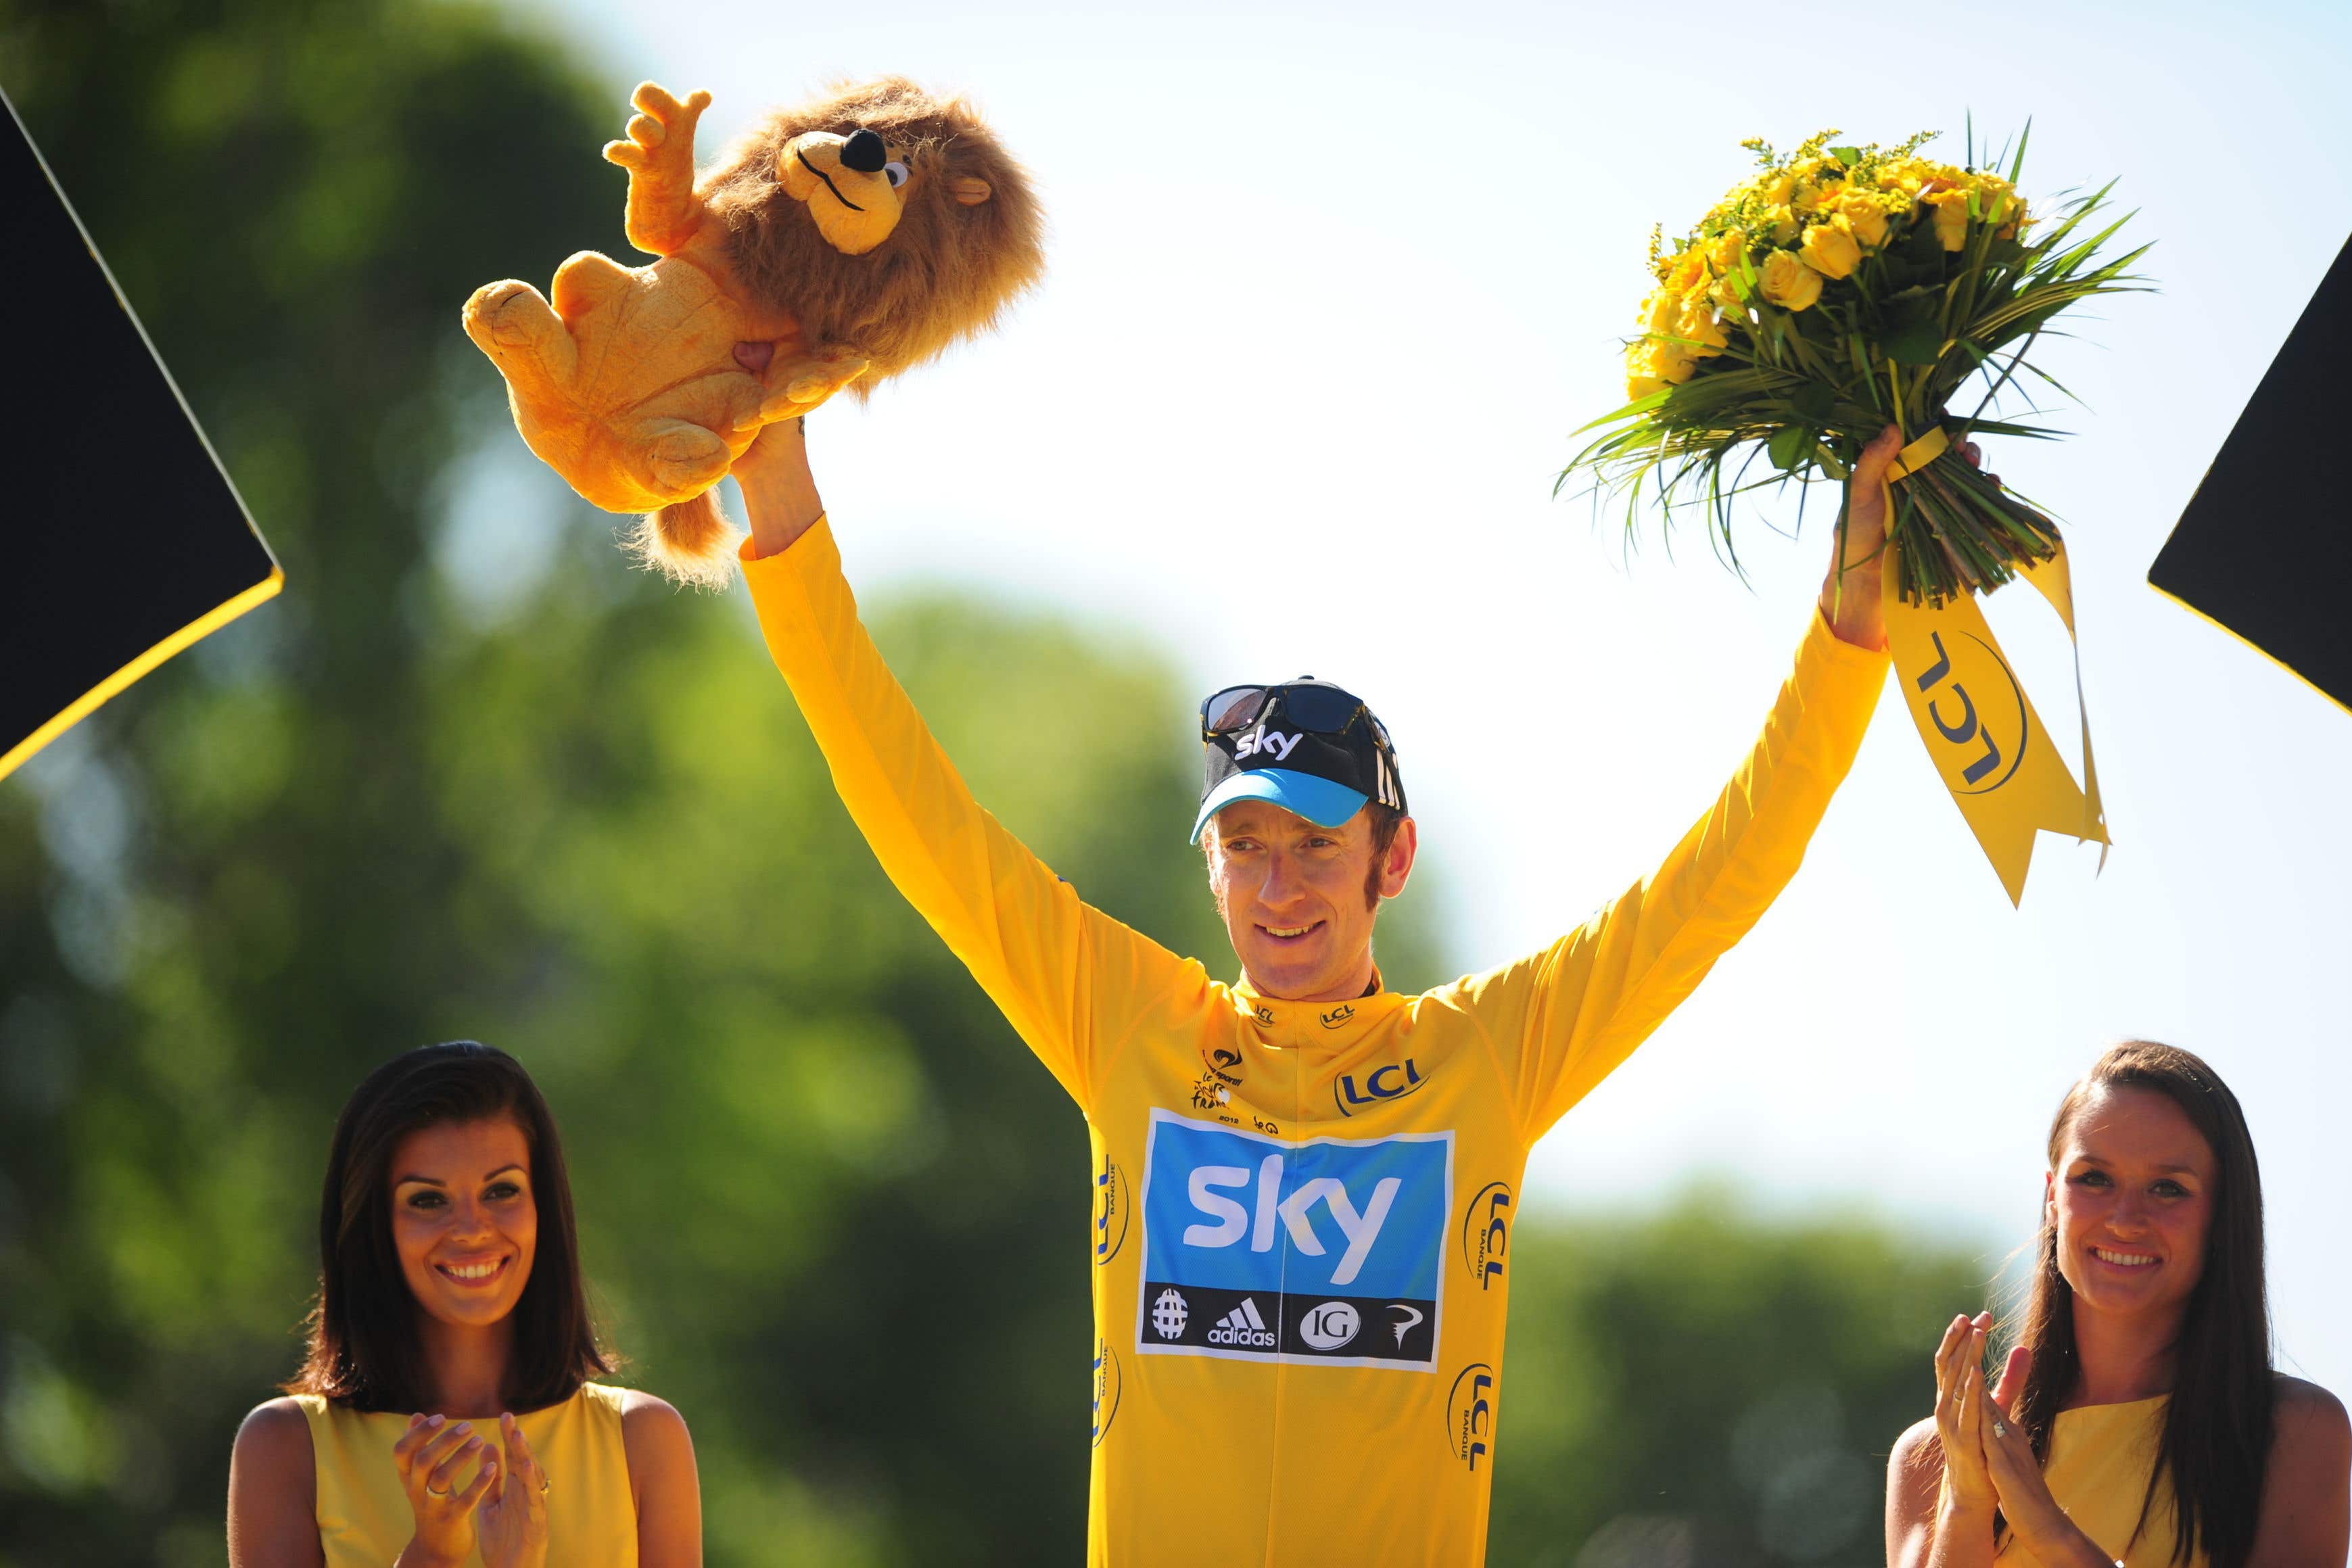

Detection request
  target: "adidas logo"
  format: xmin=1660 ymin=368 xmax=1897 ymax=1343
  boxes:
xmin=1205 ymin=1297 xmax=1278 ymax=1349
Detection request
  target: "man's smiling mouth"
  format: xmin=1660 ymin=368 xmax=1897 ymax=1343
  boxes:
xmin=797 ymin=149 xmax=865 ymax=212
xmin=1261 ymin=922 xmax=1323 ymax=942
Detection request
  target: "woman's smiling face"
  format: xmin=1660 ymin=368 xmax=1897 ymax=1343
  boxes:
xmin=390 ymin=1116 xmax=537 ymax=1330
xmin=2048 ymin=1084 xmax=2217 ymax=1322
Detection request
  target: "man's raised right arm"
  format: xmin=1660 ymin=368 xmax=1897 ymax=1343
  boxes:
xmin=730 ymin=418 xmax=1158 ymax=1106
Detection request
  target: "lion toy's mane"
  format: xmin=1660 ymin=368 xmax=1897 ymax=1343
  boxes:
xmin=461 ymin=76 xmax=1043 ymax=587
xmin=707 ymin=77 xmax=1044 ymax=383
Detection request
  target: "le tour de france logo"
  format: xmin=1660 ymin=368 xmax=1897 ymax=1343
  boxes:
xmin=1910 ymin=627 xmax=2031 ymax=796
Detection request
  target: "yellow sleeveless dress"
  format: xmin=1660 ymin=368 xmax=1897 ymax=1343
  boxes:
xmin=1995 ymin=1395 xmax=2206 ymax=1568
xmin=294 ymin=1383 xmax=638 ymax=1568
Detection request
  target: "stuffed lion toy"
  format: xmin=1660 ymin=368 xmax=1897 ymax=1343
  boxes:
xmin=462 ymin=78 xmax=1043 ymax=586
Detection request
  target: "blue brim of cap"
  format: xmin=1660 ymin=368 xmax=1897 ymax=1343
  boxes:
xmin=1190 ymin=769 xmax=1371 ymax=845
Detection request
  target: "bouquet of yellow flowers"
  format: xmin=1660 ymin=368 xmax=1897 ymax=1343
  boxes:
xmin=1565 ymin=127 xmax=2146 ymax=609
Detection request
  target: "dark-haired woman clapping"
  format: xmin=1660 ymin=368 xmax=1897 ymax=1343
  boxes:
xmin=1885 ymin=1041 xmax=2349 ymax=1568
xmin=227 ymin=1042 xmax=702 ymax=1567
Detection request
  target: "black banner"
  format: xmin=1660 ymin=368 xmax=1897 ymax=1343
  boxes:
xmin=1 ymin=90 xmax=279 ymax=780
xmin=1137 ymin=1281 xmax=1436 ymax=1365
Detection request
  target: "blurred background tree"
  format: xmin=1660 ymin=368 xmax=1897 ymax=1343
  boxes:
xmin=0 ymin=1 xmax=1990 ymax=1563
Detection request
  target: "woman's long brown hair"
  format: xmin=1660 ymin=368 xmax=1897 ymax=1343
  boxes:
xmin=285 ymin=1041 xmax=611 ymax=1412
xmin=2010 ymin=1041 xmax=2272 ymax=1568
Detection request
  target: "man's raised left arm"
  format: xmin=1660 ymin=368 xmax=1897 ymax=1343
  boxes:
xmin=1459 ymin=425 xmax=1912 ymax=1141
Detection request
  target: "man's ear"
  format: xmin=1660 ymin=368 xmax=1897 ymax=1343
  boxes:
xmin=950 ymin=176 xmax=992 ymax=206
xmin=1378 ymin=817 xmax=1419 ymax=901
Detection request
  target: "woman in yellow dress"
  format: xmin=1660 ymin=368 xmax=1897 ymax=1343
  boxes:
xmin=225 ymin=1041 xmax=702 ymax=1567
xmin=1885 ymin=1041 xmax=2348 ymax=1568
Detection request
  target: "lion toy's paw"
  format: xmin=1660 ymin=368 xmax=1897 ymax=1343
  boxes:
xmin=736 ymin=354 xmax=872 ymax=430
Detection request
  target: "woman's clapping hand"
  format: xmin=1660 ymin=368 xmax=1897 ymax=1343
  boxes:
xmin=475 ymin=1412 xmax=552 ymax=1568
xmin=392 ymin=1414 xmax=496 ymax=1568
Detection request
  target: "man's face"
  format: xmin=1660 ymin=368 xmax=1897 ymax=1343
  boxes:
xmin=1204 ymin=801 xmax=1416 ymax=1003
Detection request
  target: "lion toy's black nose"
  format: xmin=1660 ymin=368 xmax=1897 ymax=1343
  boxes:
xmin=839 ymin=128 xmax=887 ymax=174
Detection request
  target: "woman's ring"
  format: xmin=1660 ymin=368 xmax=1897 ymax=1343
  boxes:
xmin=1992 ymin=1420 xmax=2008 ymax=1438
xmin=425 ymin=1482 xmax=452 ymax=1496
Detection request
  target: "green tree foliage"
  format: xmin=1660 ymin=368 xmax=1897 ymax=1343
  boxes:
xmin=0 ymin=3 xmax=1988 ymax=1564
xmin=0 ymin=2 xmax=1451 ymax=1560
xmin=1488 ymin=1191 xmax=1992 ymax=1568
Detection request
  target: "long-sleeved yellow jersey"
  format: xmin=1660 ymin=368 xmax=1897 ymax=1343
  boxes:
xmin=745 ymin=520 xmax=1887 ymax=1565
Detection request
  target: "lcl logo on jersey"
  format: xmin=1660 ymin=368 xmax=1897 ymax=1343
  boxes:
xmin=1460 ymin=1182 xmax=1511 ymax=1290
xmin=1444 ymin=1362 xmax=1497 ymax=1472
xmin=1334 ymin=1057 xmax=1428 ymax=1117
xmin=1133 ymin=1108 xmax=1449 ymax=1369
xmin=1091 ymin=1339 xmax=1121 ymax=1448
xmin=1095 ymin=1156 xmax=1130 ymax=1267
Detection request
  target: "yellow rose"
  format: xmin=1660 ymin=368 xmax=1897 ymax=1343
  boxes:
xmin=1922 ymin=188 xmax=1970 ymax=251
xmin=1879 ymin=158 xmax=1931 ymax=195
xmin=1764 ymin=204 xmax=1800 ymax=244
xmin=1799 ymin=220 xmax=1861 ymax=279
xmin=1759 ymin=247 xmax=1822 ymax=311
xmin=1676 ymin=295 xmax=1728 ymax=356
xmin=1764 ymin=174 xmax=1796 ymax=206
xmin=1667 ymin=250 xmax=1708 ymax=294
xmin=1624 ymin=338 xmax=1695 ymax=399
xmin=1643 ymin=287 xmax=1680 ymax=336
xmin=1833 ymin=191 xmax=1888 ymax=250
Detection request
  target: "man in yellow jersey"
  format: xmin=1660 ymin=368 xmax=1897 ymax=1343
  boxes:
xmin=726 ymin=411 xmax=1908 ymax=1565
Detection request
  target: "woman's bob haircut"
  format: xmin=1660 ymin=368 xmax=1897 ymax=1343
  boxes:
xmin=285 ymin=1041 xmax=611 ymax=1412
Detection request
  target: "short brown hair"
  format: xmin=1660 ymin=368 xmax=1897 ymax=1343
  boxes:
xmin=285 ymin=1042 xmax=611 ymax=1412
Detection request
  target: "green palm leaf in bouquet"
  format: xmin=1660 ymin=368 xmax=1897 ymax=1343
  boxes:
xmin=1562 ymin=126 xmax=2150 ymax=609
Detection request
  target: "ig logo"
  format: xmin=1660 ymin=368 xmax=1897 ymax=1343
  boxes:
xmin=1299 ymin=1300 xmax=1361 ymax=1350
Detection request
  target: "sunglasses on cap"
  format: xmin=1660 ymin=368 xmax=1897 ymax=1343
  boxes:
xmin=1200 ymin=682 xmax=1392 ymax=749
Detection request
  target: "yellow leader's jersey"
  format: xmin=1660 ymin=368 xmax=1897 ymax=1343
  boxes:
xmin=744 ymin=519 xmax=1886 ymax=1566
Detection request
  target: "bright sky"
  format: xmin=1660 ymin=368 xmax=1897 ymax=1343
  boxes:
xmin=490 ymin=0 xmax=2352 ymax=1403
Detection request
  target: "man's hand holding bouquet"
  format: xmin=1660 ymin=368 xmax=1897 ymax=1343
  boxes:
xmin=1566 ymin=128 xmax=2146 ymax=902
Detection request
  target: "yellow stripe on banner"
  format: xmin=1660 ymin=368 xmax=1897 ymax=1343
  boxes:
xmin=0 ymin=567 xmax=285 ymax=782
xmin=2148 ymin=581 xmax=2352 ymax=721
xmin=1889 ymin=425 xmax=1949 ymax=479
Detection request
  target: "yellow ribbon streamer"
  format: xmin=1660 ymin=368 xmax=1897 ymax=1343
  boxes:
xmin=1877 ymin=430 xmax=2108 ymax=905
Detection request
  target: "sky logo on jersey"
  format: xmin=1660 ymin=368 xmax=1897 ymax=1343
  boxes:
xmin=1134 ymin=1108 xmax=1449 ymax=1369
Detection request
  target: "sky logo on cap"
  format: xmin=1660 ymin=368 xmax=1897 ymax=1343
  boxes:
xmin=1233 ymin=728 xmax=1302 ymax=763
